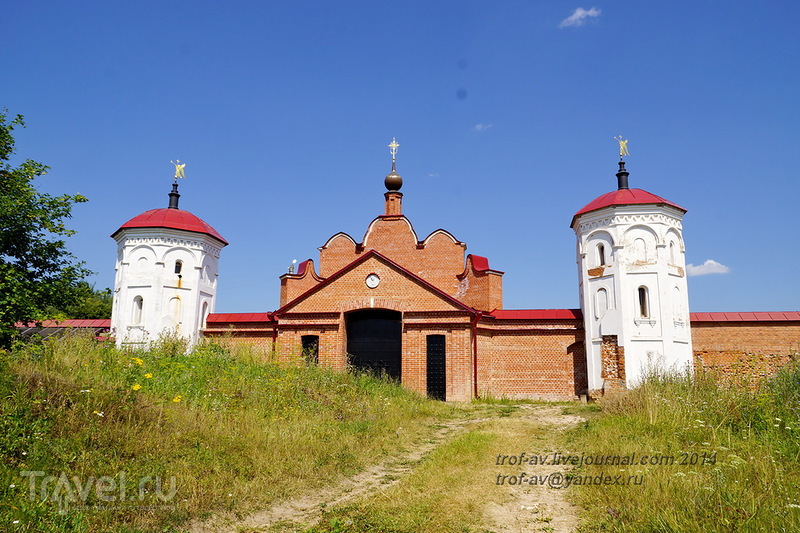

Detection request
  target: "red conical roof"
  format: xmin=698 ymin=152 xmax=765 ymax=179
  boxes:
xmin=571 ymin=188 xmax=685 ymax=227
xmin=112 ymin=208 xmax=228 ymax=245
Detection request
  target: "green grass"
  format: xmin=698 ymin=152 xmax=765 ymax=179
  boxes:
xmin=7 ymin=331 xmax=797 ymax=532
xmin=567 ymin=362 xmax=800 ymax=532
xmin=303 ymin=403 xmax=578 ymax=533
xmin=0 ymin=332 xmax=455 ymax=532
xmin=306 ymin=428 xmax=498 ymax=533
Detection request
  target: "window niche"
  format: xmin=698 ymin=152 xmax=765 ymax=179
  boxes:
xmin=594 ymin=287 xmax=609 ymax=319
xmin=132 ymin=296 xmax=144 ymax=325
xmin=637 ymin=286 xmax=650 ymax=319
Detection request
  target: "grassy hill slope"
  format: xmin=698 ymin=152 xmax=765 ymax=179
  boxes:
xmin=0 ymin=333 xmax=454 ymax=532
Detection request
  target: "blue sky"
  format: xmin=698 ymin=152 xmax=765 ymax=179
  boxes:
xmin=3 ymin=1 xmax=798 ymax=313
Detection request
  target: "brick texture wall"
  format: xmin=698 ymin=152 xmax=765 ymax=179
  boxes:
xmin=692 ymin=321 xmax=799 ymax=383
xmin=205 ymin=317 xmax=800 ymax=401
xmin=475 ymin=318 xmax=586 ymax=400
xmin=600 ymin=335 xmax=626 ymax=390
xmin=283 ymin=207 xmax=502 ymax=312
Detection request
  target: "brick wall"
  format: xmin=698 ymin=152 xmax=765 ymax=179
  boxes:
xmin=600 ymin=335 xmax=626 ymax=390
xmin=317 ymin=217 xmax=468 ymax=297
xmin=205 ymin=315 xmax=800 ymax=401
xmin=457 ymin=256 xmax=503 ymax=312
xmin=691 ymin=321 xmax=800 ymax=355
xmin=475 ymin=318 xmax=586 ymax=401
xmin=691 ymin=320 xmax=799 ymax=383
xmin=294 ymin=211 xmax=504 ymax=313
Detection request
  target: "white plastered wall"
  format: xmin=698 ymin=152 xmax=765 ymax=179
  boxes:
xmin=111 ymin=227 xmax=222 ymax=348
xmin=574 ymin=203 xmax=693 ymax=390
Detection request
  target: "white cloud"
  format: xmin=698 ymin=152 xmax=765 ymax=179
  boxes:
xmin=427 ymin=173 xmax=440 ymax=178
xmin=686 ymin=259 xmax=731 ymax=277
xmin=559 ymin=7 xmax=601 ymax=28
xmin=472 ymin=123 xmax=493 ymax=132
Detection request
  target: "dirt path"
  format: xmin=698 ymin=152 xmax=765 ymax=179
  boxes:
xmin=484 ymin=405 xmax=585 ymax=533
xmin=190 ymin=404 xmax=585 ymax=533
xmin=189 ymin=416 xmax=478 ymax=532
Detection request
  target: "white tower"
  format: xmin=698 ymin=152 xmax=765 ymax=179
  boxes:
xmin=110 ymin=181 xmax=228 ymax=348
xmin=571 ymin=159 xmax=692 ymax=392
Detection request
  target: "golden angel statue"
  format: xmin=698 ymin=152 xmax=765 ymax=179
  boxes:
xmin=170 ymin=160 xmax=186 ymax=179
xmin=614 ymin=136 xmax=629 ymax=158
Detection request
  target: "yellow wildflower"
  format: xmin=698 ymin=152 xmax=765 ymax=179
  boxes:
xmin=131 ymin=357 xmax=144 ymax=366
xmin=172 ymin=395 xmax=183 ymax=403
xmin=131 ymin=384 xmax=142 ymax=391
xmin=144 ymin=373 xmax=153 ymax=379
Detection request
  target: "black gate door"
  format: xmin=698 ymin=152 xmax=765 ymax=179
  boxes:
xmin=346 ymin=309 xmax=402 ymax=380
xmin=426 ymin=334 xmax=446 ymax=401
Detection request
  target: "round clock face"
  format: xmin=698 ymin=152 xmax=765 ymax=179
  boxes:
xmin=365 ymin=273 xmax=380 ymax=289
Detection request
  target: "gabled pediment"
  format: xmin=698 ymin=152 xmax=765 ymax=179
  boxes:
xmin=276 ymin=250 xmax=476 ymax=315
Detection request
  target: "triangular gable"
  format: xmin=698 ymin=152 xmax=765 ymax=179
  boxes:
xmin=275 ymin=249 xmax=477 ymax=316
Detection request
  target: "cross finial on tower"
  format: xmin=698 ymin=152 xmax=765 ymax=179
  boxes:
xmin=613 ymin=136 xmax=629 ymax=160
xmin=388 ymin=138 xmax=399 ymax=170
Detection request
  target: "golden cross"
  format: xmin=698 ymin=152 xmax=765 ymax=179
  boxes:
xmin=388 ymin=138 xmax=400 ymax=162
xmin=614 ymin=136 xmax=630 ymax=159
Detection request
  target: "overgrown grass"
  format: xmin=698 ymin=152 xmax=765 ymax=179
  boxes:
xmin=303 ymin=415 xmax=528 ymax=533
xmin=568 ymin=362 xmax=800 ymax=532
xmin=303 ymin=402 xmax=591 ymax=533
xmin=306 ymin=427 xmax=498 ymax=533
xmin=0 ymin=332 xmax=455 ymax=532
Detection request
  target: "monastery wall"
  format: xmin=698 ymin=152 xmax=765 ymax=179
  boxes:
xmin=475 ymin=319 xmax=586 ymax=401
xmin=691 ymin=320 xmax=799 ymax=382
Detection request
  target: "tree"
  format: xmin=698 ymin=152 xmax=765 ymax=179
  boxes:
xmin=0 ymin=109 xmax=90 ymax=347
xmin=45 ymin=282 xmax=113 ymax=320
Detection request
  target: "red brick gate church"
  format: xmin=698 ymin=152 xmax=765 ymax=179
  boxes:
xmin=106 ymin=142 xmax=799 ymax=401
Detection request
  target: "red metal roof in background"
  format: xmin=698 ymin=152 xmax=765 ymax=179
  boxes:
xmin=690 ymin=312 xmax=800 ymax=322
xmin=489 ymin=309 xmax=583 ymax=320
xmin=22 ymin=312 xmax=796 ymax=328
xmin=206 ymin=313 xmax=274 ymax=323
xmin=112 ymin=208 xmax=228 ymax=245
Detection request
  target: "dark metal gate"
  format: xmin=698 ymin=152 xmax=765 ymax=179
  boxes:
xmin=346 ymin=309 xmax=402 ymax=380
xmin=426 ymin=334 xmax=446 ymax=401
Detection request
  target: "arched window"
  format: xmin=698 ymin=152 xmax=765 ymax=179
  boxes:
xmin=174 ymin=260 xmax=183 ymax=275
xmin=597 ymin=244 xmax=606 ymax=266
xmin=637 ymin=286 xmax=650 ymax=318
xmin=669 ymin=242 xmax=676 ymax=264
xmin=133 ymin=296 xmax=143 ymax=325
xmin=595 ymin=288 xmax=609 ymax=319
xmin=169 ymin=297 xmax=182 ymax=322
xmin=634 ymin=238 xmax=647 ymax=261
xmin=136 ymin=257 xmax=149 ymax=277
xmin=673 ymin=286 xmax=682 ymax=321
xmin=201 ymin=301 xmax=209 ymax=328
